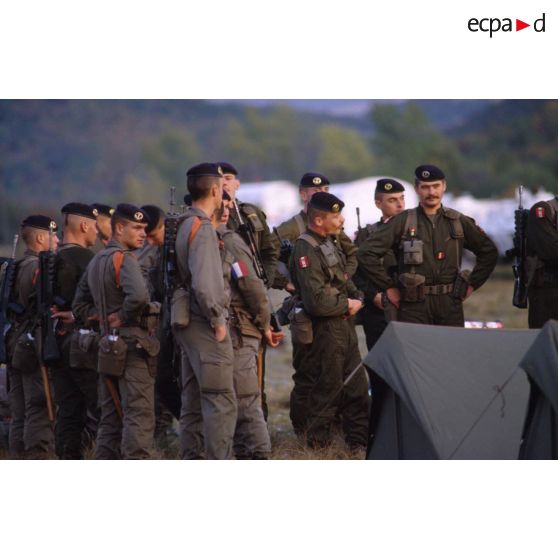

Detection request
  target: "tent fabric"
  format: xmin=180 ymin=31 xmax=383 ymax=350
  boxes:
xmin=518 ymin=320 xmax=558 ymax=459
xmin=364 ymin=322 xmax=538 ymax=459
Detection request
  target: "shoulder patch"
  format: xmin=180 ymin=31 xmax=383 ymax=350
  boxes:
xmin=298 ymin=256 xmax=311 ymax=269
xmin=231 ymin=260 xmax=250 ymax=280
xmin=535 ymin=206 xmax=545 ymax=219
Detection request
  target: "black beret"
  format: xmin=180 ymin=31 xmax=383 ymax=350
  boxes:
xmin=415 ymin=164 xmax=446 ymax=182
xmin=299 ymin=172 xmax=330 ymax=188
xmin=21 ymin=215 xmax=58 ymax=232
xmin=113 ymin=203 xmax=149 ymax=224
xmin=92 ymin=203 xmax=115 ymax=217
xmin=308 ymin=192 xmax=345 ymax=213
xmin=186 ymin=163 xmax=224 ymax=178
xmin=183 ymin=194 xmax=193 ymax=207
xmin=375 ymin=179 xmax=405 ymax=194
xmin=141 ymin=205 xmax=164 ymax=234
xmin=61 ymin=202 xmax=98 ymax=219
xmin=215 ymin=161 xmax=238 ymax=176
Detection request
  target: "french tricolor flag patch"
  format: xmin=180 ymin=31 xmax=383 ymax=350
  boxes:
xmin=536 ymin=207 xmax=545 ymax=219
xmin=298 ymin=256 xmax=310 ymax=269
xmin=232 ymin=260 xmax=250 ymax=280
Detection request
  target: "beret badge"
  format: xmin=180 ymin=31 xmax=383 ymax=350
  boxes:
xmin=313 ymin=177 xmax=322 ymax=185
xmin=134 ymin=211 xmax=144 ymax=221
xmin=384 ymin=183 xmax=393 ymax=190
xmin=422 ymin=170 xmax=430 ymax=179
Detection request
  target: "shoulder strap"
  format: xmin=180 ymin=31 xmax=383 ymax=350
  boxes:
xmin=188 ymin=216 xmax=202 ymax=246
xmin=403 ymin=209 xmax=418 ymax=237
xmin=113 ymin=251 xmax=124 ymax=288
xmin=98 ymin=254 xmax=111 ymax=335
xmin=299 ymin=232 xmax=320 ymax=248
xmin=442 ymin=207 xmax=464 ymax=239
xmin=294 ymin=214 xmax=306 ymax=236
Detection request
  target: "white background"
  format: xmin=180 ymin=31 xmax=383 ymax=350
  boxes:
xmin=1 ymin=1 xmax=556 ymax=557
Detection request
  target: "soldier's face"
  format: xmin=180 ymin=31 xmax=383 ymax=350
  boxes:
xmin=120 ymin=221 xmax=147 ymax=249
xmin=222 ymin=173 xmax=240 ymax=200
xmin=300 ymin=186 xmax=329 ymax=205
xmin=415 ymin=180 xmax=446 ymax=209
xmin=221 ymin=201 xmax=231 ymax=225
xmin=375 ymin=192 xmax=405 ymax=219
xmin=321 ymin=212 xmax=344 ymax=235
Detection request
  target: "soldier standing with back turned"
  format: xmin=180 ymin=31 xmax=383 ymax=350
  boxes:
xmin=49 ymin=203 xmax=99 ymax=459
xmin=173 ymin=163 xmax=237 ymax=460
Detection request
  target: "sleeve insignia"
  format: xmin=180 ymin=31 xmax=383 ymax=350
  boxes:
xmin=298 ymin=256 xmax=310 ymax=269
xmin=536 ymin=207 xmax=545 ymax=219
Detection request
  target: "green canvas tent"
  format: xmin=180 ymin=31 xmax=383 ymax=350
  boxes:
xmin=363 ymin=322 xmax=538 ymax=459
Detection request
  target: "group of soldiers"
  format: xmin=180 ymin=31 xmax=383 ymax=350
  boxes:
xmin=1 ymin=160 xmax=557 ymax=459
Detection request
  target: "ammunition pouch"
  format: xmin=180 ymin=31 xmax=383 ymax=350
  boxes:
xmin=171 ymin=287 xmax=190 ymax=329
xmin=11 ymin=333 xmax=39 ymax=371
xmin=134 ymin=335 xmax=161 ymax=378
xmin=288 ymin=305 xmax=313 ymax=345
xmin=97 ymin=334 xmax=128 ymax=377
xmin=399 ymin=273 xmax=426 ymax=303
xmin=452 ymin=271 xmax=471 ymax=300
xmin=69 ymin=329 xmax=100 ymax=371
xmin=402 ymin=239 xmax=424 ymax=266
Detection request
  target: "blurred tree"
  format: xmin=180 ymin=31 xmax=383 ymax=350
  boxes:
xmin=316 ymin=125 xmax=374 ymax=182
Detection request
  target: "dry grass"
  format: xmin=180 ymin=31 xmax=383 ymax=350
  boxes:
xmin=0 ymin=265 xmax=530 ymax=460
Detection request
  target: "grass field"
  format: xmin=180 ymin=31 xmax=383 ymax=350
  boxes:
xmin=0 ymin=265 xmax=529 ymax=460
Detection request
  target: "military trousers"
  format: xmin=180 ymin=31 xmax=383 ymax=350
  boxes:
xmin=289 ymin=341 xmax=313 ymax=435
xmin=230 ymin=328 xmax=271 ymax=459
xmin=94 ymin=347 xmax=155 ymax=460
xmin=398 ymin=293 xmax=464 ymax=326
xmin=293 ymin=316 xmax=370 ymax=448
xmin=7 ymin=363 xmax=54 ymax=458
xmin=51 ymin=362 xmax=98 ymax=459
xmin=528 ymin=285 xmax=558 ymax=328
xmin=174 ymin=315 xmax=237 ymax=460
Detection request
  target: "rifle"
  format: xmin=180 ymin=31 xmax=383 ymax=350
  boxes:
xmin=506 ymin=186 xmax=529 ymax=309
xmin=36 ymin=223 xmax=58 ymax=421
xmin=0 ymin=234 xmax=20 ymax=364
xmin=161 ymin=187 xmax=182 ymax=330
xmin=230 ymin=199 xmax=282 ymax=333
xmin=356 ymin=207 xmax=362 ymax=235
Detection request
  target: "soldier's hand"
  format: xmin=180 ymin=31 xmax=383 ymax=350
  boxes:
xmin=462 ymin=285 xmax=474 ymax=301
xmin=264 ymin=329 xmax=285 ymax=347
xmin=373 ymin=293 xmax=384 ymax=310
xmin=51 ymin=310 xmax=75 ymax=324
xmin=347 ymin=298 xmax=363 ymax=316
xmin=285 ymin=281 xmax=296 ymax=294
xmin=214 ymin=323 xmax=227 ymax=342
xmin=108 ymin=312 xmax=123 ymax=328
xmin=385 ymin=287 xmax=401 ymax=309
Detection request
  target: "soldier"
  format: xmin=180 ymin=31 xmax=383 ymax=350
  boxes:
xmin=48 ymin=203 xmax=99 ymax=459
xmin=173 ymin=163 xmax=237 ymax=460
xmin=73 ymin=203 xmax=158 ymax=459
xmin=274 ymin=172 xmax=358 ymax=292
xmin=91 ymin=203 xmax=114 ymax=253
xmin=218 ymin=161 xmax=280 ymax=418
xmin=6 ymin=215 xmax=59 ymax=458
xmin=289 ymin=192 xmax=370 ymax=450
xmin=526 ymin=194 xmax=558 ymax=327
xmin=216 ymin=197 xmax=283 ymax=459
xmin=275 ymin=172 xmax=358 ymax=434
xmin=136 ymin=204 xmax=180 ymax=444
xmin=357 ymin=164 xmax=498 ymax=327
xmin=353 ymin=179 xmax=405 ymax=441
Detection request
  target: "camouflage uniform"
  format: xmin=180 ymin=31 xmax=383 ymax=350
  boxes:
xmin=173 ymin=207 xmax=237 ymax=460
xmin=218 ymin=225 xmax=271 ymax=458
